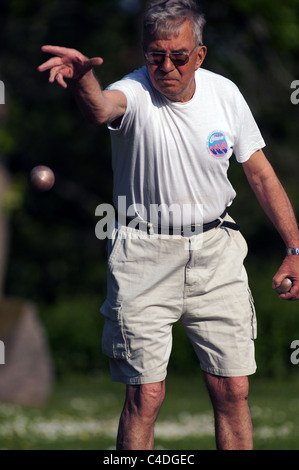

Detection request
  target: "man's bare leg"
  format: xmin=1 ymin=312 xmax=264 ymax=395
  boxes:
xmin=117 ymin=381 xmax=165 ymax=450
xmin=204 ymin=372 xmax=253 ymax=450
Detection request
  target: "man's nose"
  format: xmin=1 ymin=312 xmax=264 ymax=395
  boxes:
xmin=160 ymin=56 xmax=175 ymax=72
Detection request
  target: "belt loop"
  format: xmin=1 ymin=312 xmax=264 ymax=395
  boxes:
xmin=217 ymin=209 xmax=227 ymax=228
xmin=217 ymin=216 xmax=224 ymax=229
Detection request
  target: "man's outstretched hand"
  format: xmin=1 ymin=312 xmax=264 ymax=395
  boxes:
xmin=38 ymin=45 xmax=103 ymax=88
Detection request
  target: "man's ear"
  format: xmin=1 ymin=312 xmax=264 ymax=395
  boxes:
xmin=195 ymin=45 xmax=207 ymax=70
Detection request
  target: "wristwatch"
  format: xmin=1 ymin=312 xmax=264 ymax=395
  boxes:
xmin=286 ymin=248 xmax=299 ymax=255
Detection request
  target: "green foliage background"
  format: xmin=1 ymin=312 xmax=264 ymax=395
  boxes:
xmin=0 ymin=0 xmax=299 ymax=379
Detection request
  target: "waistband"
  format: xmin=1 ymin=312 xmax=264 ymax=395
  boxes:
xmin=115 ymin=209 xmax=240 ymax=237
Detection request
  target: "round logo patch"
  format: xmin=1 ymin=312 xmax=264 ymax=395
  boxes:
xmin=208 ymin=132 xmax=228 ymax=159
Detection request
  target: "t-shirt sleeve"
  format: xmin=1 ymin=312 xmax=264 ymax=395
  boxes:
xmin=105 ymin=81 xmax=134 ymax=133
xmin=233 ymin=90 xmax=266 ymax=163
xmin=106 ymin=75 xmax=146 ymax=135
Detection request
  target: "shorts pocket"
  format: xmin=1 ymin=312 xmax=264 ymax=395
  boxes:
xmin=100 ymin=300 xmax=130 ymax=360
xmin=248 ymin=288 xmax=257 ymax=340
xmin=231 ymin=229 xmax=248 ymax=259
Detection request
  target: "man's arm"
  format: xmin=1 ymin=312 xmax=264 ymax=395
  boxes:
xmin=38 ymin=45 xmax=127 ymax=125
xmin=242 ymin=149 xmax=299 ymax=300
xmin=72 ymin=71 xmax=127 ymax=125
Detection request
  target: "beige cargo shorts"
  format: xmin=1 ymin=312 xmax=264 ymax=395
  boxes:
xmin=100 ymin=214 xmax=257 ymax=384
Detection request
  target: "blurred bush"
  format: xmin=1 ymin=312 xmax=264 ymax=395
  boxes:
xmin=40 ymin=292 xmax=108 ymax=376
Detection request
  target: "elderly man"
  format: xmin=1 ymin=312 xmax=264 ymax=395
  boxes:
xmin=39 ymin=0 xmax=299 ymax=450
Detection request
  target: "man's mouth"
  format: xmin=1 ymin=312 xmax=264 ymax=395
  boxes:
xmin=158 ymin=77 xmax=177 ymax=84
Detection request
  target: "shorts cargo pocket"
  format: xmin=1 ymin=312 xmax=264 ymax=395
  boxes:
xmin=100 ymin=300 xmax=130 ymax=360
xmin=248 ymin=288 xmax=257 ymax=340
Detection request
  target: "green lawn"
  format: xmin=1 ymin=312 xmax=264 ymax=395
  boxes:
xmin=1 ymin=372 xmax=299 ymax=450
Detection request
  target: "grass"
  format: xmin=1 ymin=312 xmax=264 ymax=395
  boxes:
xmin=1 ymin=371 xmax=299 ymax=450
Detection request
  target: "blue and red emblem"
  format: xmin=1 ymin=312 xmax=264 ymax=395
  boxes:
xmin=208 ymin=132 xmax=228 ymax=159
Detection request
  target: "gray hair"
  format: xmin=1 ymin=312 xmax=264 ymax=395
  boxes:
xmin=142 ymin=0 xmax=206 ymax=50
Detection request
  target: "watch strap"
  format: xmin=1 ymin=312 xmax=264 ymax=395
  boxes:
xmin=286 ymin=248 xmax=299 ymax=255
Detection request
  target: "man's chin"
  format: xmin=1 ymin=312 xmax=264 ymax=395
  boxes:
xmin=155 ymin=82 xmax=181 ymax=100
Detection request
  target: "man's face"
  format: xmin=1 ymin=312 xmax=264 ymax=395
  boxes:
xmin=145 ymin=21 xmax=207 ymax=103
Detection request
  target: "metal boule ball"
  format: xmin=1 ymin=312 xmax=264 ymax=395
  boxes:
xmin=29 ymin=165 xmax=55 ymax=192
xmin=275 ymin=278 xmax=293 ymax=294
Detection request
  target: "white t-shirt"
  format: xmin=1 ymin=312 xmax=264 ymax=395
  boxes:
xmin=107 ymin=66 xmax=265 ymax=225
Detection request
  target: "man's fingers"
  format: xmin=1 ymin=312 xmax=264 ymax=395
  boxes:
xmin=38 ymin=57 xmax=64 ymax=72
xmin=38 ymin=45 xmax=103 ymax=86
xmin=273 ymin=274 xmax=299 ymax=300
xmin=56 ymin=73 xmax=68 ymax=89
xmin=39 ymin=48 xmax=103 ymax=72
xmin=83 ymin=57 xmax=104 ymax=68
xmin=41 ymin=45 xmax=82 ymax=58
xmin=49 ymin=65 xmax=73 ymax=85
xmin=49 ymin=65 xmax=62 ymax=83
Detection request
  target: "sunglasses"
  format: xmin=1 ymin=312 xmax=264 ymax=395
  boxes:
xmin=145 ymin=44 xmax=202 ymax=67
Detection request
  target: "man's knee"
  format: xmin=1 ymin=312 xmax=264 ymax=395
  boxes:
xmin=221 ymin=376 xmax=249 ymax=403
xmin=205 ymin=374 xmax=249 ymax=409
xmin=126 ymin=381 xmax=165 ymax=419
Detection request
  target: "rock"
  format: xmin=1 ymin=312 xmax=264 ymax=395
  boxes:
xmin=0 ymin=298 xmax=53 ymax=406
